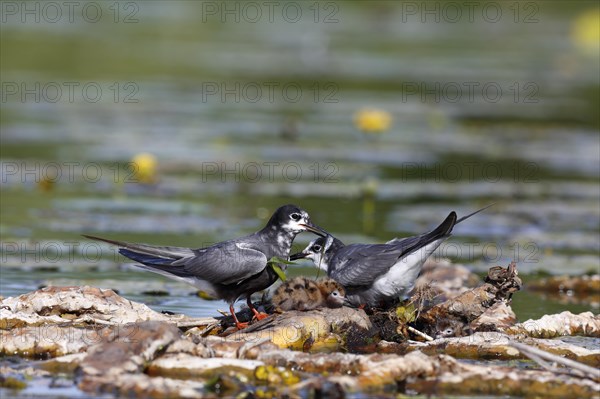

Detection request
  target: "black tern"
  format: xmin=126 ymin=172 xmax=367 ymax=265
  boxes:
xmin=290 ymin=205 xmax=492 ymax=307
xmin=84 ymin=204 xmax=326 ymax=329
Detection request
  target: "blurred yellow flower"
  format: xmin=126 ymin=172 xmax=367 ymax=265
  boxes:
xmin=37 ymin=176 xmax=56 ymax=192
xmin=571 ymin=8 xmax=600 ymax=54
xmin=131 ymin=152 xmax=158 ymax=184
xmin=354 ymin=108 xmax=392 ymax=133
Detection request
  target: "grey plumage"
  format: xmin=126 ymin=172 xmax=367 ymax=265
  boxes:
xmin=290 ymin=205 xmax=491 ymax=307
xmin=84 ymin=204 xmax=325 ymax=328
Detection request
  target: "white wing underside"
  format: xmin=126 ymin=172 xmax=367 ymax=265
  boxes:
xmin=372 ymin=239 xmax=444 ymax=297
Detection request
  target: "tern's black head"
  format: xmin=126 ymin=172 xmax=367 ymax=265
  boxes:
xmin=265 ymin=204 xmax=326 ymax=237
xmin=289 ymin=235 xmax=345 ymax=271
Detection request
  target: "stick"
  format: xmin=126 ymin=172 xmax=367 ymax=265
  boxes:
xmin=175 ymin=319 xmax=218 ymax=328
xmin=509 ymin=341 xmax=599 ymax=381
xmin=408 ymin=326 xmax=434 ymax=341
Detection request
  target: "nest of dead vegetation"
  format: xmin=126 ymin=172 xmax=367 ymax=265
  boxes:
xmin=368 ymin=262 xmax=522 ymax=342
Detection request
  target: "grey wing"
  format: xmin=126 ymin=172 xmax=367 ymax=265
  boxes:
xmin=84 ymin=234 xmax=269 ymax=287
xmin=175 ymin=242 xmax=268 ymax=286
xmin=330 ymin=211 xmax=457 ymax=286
xmin=328 ymin=242 xmax=419 ymax=286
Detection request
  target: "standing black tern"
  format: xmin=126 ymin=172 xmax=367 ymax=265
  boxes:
xmin=84 ymin=204 xmax=326 ymax=329
xmin=290 ymin=205 xmax=492 ymax=307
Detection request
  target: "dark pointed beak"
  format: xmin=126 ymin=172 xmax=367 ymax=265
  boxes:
xmin=299 ymin=222 xmax=327 ymax=237
xmin=289 ymin=251 xmax=308 ymax=261
xmin=342 ymin=298 xmax=359 ymax=308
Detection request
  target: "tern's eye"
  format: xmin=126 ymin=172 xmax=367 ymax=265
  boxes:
xmin=290 ymin=213 xmax=301 ymax=221
xmin=312 ymin=244 xmax=322 ymax=252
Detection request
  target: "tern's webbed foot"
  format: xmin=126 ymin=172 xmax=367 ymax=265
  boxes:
xmin=235 ymin=321 xmax=249 ymax=330
xmin=247 ymin=298 xmax=269 ymax=321
xmin=253 ymin=311 xmax=269 ymax=321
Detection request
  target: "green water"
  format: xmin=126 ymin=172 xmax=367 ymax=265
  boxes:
xmin=1 ymin=1 xmax=599 ymax=324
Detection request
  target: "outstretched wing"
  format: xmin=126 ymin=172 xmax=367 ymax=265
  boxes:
xmin=174 ymin=242 xmax=268 ymax=285
xmin=329 ymin=212 xmax=457 ymax=286
xmin=83 ymin=235 xmax=268 ymax=286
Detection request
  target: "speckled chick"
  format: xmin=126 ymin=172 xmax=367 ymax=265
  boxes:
xmin=272 ymin=277 xmax=322 ymax=312
xmin=316 ymin=278 xmax=346 ymax=308
xmin=272 ymin=277 xmax=347 ymax=312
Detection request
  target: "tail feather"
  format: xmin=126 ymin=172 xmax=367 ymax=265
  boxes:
xmin=84 ymin=234 xmax=215 ymax=293
xmin=387 ymin=211 xmax=457 ymax=245
xmin=402 ymin=211 xmax=457 ymax=253
xmin=456 ymin=203 xmax=495 ymax=224
xmin=118 ymin=248 xmax=198 ymax=281
xmin=385 ymin=204 xmax=492 ymax=246
xmin=428 ymin=211 xmax=458 ymax=238
xmin=119 ymin=248 xmax=175 ymax=267
xmin=82 ymin=234 xmax=194 ymax=260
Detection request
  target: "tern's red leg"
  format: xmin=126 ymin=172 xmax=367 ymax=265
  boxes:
xmin=246 ymin=297 xmax=268 ymax=321
xmin=230 ymin=304 xmax=248 ymax=329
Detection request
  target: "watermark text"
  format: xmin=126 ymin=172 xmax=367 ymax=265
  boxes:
xmin=1 ymin=1 xmax=139 ymax=24
xmin=1 ymin=82 xmax=139 ymax=103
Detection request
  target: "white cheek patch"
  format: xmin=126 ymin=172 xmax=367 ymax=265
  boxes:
xmin=283 ymin=220 xmax=303 ymax=232
xmin=314 ymin=255 xmax=328 ymax=271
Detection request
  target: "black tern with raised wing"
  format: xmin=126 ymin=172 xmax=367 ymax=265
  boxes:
xmin=84 ymin=204 xmax=325 ymax=329
xmin=290 ymin=205 xmax=491 ymax=307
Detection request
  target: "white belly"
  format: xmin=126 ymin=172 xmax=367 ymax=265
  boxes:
xmin=372 ymin=239 xmax=445 ymax=297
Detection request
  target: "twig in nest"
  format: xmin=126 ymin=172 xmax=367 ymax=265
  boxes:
xmin=72 ymin=315 xmax=116 ymax=326
xmin=408 ymin=326 xmax=433 ymax=341
xmin=175 ymin=319 xmax=218 ymax=328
